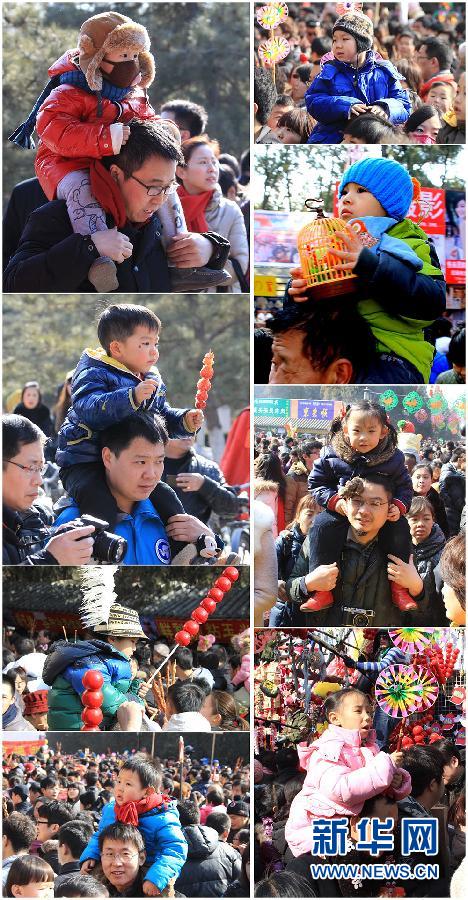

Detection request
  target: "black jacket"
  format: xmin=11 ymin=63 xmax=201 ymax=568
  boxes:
xmin=175 ymin=825 xmax=241 ymax=897
xmin=3 ymin=200 xmax=230 ymax=293
xmin=2 ymin=503 xmax=56 ymax=565
xmin=163 ymin=450 xmax=239 ymax=524
xmin=3 ymin=176 xmax=48 ymax=267
xmin=439 ymin=463 xmax=465 ymax=536
xmin=13 ymin=402 xmax=53 ymax=438
xmin=419 ymin=486 xmax=450 ymax=539
xmin=54 ymin=860 xmax=81 ymax=892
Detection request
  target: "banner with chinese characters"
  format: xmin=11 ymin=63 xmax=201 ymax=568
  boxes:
xmin=254 ymin=397 xmax=291 ymax=418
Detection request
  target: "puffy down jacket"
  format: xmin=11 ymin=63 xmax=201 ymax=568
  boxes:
xmin=175 ymin=825 xmax=242 ymax=897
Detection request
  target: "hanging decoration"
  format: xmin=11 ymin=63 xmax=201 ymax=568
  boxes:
xmin=378 ymin=389 xmax=399 ymax=411
xmin=402 ymin=392 xmax=424 ymax=415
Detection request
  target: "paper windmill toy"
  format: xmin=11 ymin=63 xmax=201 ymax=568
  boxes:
xmin=388 ymin=629 xmax=434 ymax=655
xmin=256 ymin=2 xmax=289 ymax=30
xmin=258 ymin=36 xmax=290 ymax=65
xmin=375 ymin=664 xmax=439 ymax=719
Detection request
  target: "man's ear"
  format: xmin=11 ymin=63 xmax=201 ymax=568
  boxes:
xmin=109 ymin=163 xmax=123 ymax=183
xmin=139 ymin=849 xmax=147 ymax=867
xmin=51 ymin=822 xmax=60 ymax=835
xmin=176 ymin=164 xmax=185 ymax=181
xmin=211 ymin=713 xmax=222 ymax=728
xmin=102 ymin=446 xmax=112 ymax=470
xmin=325 ymin=358 xmax=354 ymax=384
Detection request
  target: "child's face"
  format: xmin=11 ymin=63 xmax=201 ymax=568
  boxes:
xmin=332 ymin=29 xmax=359 ymax=63
xmin=100 ymin=49 xmax=142 ymax=88
xmin=109 ymin=326 xmax=159 ymax=374
xmin=11 ymin=883 xmax=54 ymax=898
xmin=338 ymin=182 xmax=386 ymax=220
xmin=329 ymin=693 xmax=372 ymax=736
xmin=454 ymin=73 xmax=466 ymax=123
xmin=426 ymin=84 xmax=455 ymax=115
xmin=114 ymin=767 xmax=148 ymax=805
xmin=412 ymin=467 xmax=432 ymax=496
xmin=342 ymin=133 xmax=366 ymax=144
xmin=408 ymin=113 xmax=441 ymax=142
xmin=343 ymin=411 xmax=387 ymax=453
xmin=408 ymin=508 xmax=434 ymax=544
xmin=109 ymin=636 xmax=140 ymax=659
xmin=274 ymin=125 xmax=302 ymax=144
xmin=180 ymin=145 xmax=219 ymax=194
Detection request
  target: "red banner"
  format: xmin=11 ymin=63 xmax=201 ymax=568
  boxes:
xmin=446 ymin=260 xmax=466 ymax=285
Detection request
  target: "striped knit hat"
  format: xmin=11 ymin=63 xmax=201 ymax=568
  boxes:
xmin=94 ymin=603 xmax=147 ymax=639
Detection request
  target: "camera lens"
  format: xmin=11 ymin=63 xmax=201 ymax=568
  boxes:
xmin=93 ymin=531 xmax=127 ymax=564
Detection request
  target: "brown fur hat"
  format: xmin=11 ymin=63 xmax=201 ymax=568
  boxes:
xmin=78 ymin=11 xmax=155 ymax=91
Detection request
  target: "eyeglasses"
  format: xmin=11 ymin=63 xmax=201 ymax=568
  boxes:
xmin=3 ymin=459 xmax=47 ymax=475
xmin=102 ymin=850 xmax=139 ymax=862
xmin=348 ymin=497 xmax=390 ymax=510
xmin=129 ymin=174 xmax=178 ymax=197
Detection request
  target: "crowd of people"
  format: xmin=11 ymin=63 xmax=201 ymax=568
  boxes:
xmin=253 ymin=403 xmax=466 ymax=627
xmin=253 ymin=628 xmax=465 ymax=897
xmin=255 ymin=2 xmax=465 ymax=145
xmin=3 ymin=10 xmax=249 ymax=293
xmin=2 ymin=745 xmax=250 ymax=897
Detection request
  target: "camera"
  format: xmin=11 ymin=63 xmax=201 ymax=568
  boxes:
xmin=59 ymin=514 xmax=127 ymax=564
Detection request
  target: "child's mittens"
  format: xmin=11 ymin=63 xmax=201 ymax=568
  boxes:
xmin=143 ymin=880 xmax=162 ymax=896
xmin=184 ymin=409 xmax=204 ymax=432
xmin=81 ymin=859 xmax=96 ymax=874
xmin=110 ymin=123 xmax=131 ymax=154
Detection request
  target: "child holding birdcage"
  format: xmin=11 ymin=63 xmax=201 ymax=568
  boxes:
xmin=287 ymin=156 xmax=446 ymax=384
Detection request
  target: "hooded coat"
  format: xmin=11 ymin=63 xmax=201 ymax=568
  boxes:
xmin=175 ymin=824 xmax=241 ymax=897
xmin=439 ymin=463 xmax=465 ymax=536
xmin=412 ymin=523 xmax=446 ymax=607
xmin=285 ymin=725 xmax=412 ymax=857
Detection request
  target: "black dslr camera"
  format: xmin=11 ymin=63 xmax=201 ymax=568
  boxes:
xmin=59 ymin=514 xmax=127 ymax=563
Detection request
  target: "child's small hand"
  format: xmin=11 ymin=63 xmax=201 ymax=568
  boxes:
xmin=288 ymin=266 xmax=309 ymax=303
xmin=368 ymin=105 xmax=388 ymax=119
xmin=135 ymin=379 xmax=158 ymax=403
xmin=185 ymin=409 xmax=204 ymax=431
xmin=335 ymin=498 xmax=348 ymax=516
xmin=387 ymin=503 xmax=401 ymax=522
xmin=391 ymin=772 xmax=403 ymax=789
xmin=326 ymin=228 xmax=362 ymax=272
xmin=390 ymin=750 xmax=404 ymax=767
xmin=143 ymin=880 xmax=161 ymax=896
xmin=80 ymin=859 xmax=96 ymax=875
xmin=350 ymin=103 xmax=368 ymax=117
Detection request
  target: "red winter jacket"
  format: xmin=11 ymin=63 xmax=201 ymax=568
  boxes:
xmin=35 ymin=52 xmax=157 ymax=199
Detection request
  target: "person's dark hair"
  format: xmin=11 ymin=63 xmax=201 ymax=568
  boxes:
xmin=85 ymin=773 xmax=99 ymax=788
xmin=205 ymin=785 xmax=225 ymax=806
xmin=160 ymin=99 xmax=208 ymax=136
xmin=177 ymin=799 xmax=201 ymax=827
xmin=268 ymin=301 xmax=377 ymax=382
xmin=101 ymin=119 xmax=183 ymax=175
xmin=254 ymin=452 xmax=286 ymax=500
xmin=118 ymin=756 xmax=162 ymax=790
xmin=311 ymin=36 xmax=332 ymax=56
xmin=451 ymin=447 xmax=465 ymax=463
xmin=218 ymin=164 xmax=238 ymax=199
xmin=179 ymin=137 xmax=220 ymax=168
xmin=97 ymin=304 xmax=161 ymax=355
xmin=40 ymin=776 xmax=58 ymax=792
xmin=413 ymin=463 xmax=432 ymax=478
xmin=205 ymin=810 xmax=231 ymax=835
xmin=277 ymin=108 xmax=313 ymax=142
xmin=29 ymin=781 xmax=41 ymax=796
xmin=11 ymin=784 xmax=29 ymax=802
xmin=430 ymin=738 xmax=462 ymax=766
xmin=272 ymin=93 xmax=295 ymax=111
xmin=2 ymin=414 xmax=45 ymax=464
xmin=218 ymin=153 xmax=241 ymax=179
xmin=439 ymin=534 xmax=465 ymax=610
xmin=343 ymin=113 xmax=401 ymax=142
xmin=79 ymin=789 xmax=103 ymax=812
xmin=212 ymin=690 xmax=249 ymax=730
xmin=5 ymin=855 xmax=55 ymax=897
xmin=418 ymin=37 xmax=453 ymax=71
xmin=404 ymin=104 xmax=440 ymax=133
xmin=20 ymin=381 xmax=42 ymax=405
xmin=98 ymin=821 xmax=145 ymax=853
xmin=342 ymin=472 xmax=395 ymax=500
xmin=301 ymin=440 xmax=322 ymax=457
xmin=360 ymin=793 xmax=398 ymax=818
xmin=322 ymin=688 xmax=370 ymax=724
xmin=396 ymin=56 xmax=423 ymax=93
xmin=254 ymin=68 xmax=278 ymax=125
xmin=447 ymin=790 xmax=465 ymax=829
xmin=254 ymin=328 xmax=273 ymax=383
xmin=54 ymin=874 xmax=110 ymax=898
xmin=12 ymin=635 xmax=36 ymax=656
xmin=292 ymin=63 xmax=313 ymax=84
xmin=36 ymin=799 xmax=73 ymax=827
xmin=57 ymin=819 xmax=94 ymax=859
xmin=447 ymin=327 xmax=465 ymax=367
xmin=255 ymin=872 xmax=318 ymax=897
xmin=175 ymin=647 xmax=193 ymax=670
xmin=2 ymin=812 xmax=37 ymax=853
xmin=407 ymin=495 xmax=436 ymax=520
xmin=401 ymin=745 xmax=445 ymax=798
xmin=254 ymin=783 xmax=286 ymax=820
xmin=328 ymin=399 xmax=398 ymax=445
xmin=100 ymin=414 xmax=168 ymax=455
xmin=167 ymin=680 xmax=205 ymax=713
xmin=2 ymin=672 xmax=16 ymax=697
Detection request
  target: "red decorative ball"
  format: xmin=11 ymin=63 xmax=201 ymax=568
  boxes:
xmin=82 ymin=670 xmax=104 ymax=690
xmin=401 ymin=736 xmax=414 ymax=748
xmin=208 ymin=588 xmax=224 ymax=603
xmin=429 ymin=733 xmax=442 ymax=743
xmin=191 ymin=607 xmax=209 ymax=624
xmin=81 ymin=707 xmax=103 ymax=727
xmin=201 ymin=598 xmax=217 ymax=614
xmin=175 ymin=630 xmax=192 ymax=646
xmin=412 ymin=725 xmax=424 ymax=735
xmin=223 ymin=566 xmax=239 ymax=582
xmin=183 ymin=620 xmax=200 ymax=637
xmin=214 ymin=577 xmax=232 ymax=593
xmin=82 ymin=690 xmax=103 ymax=709
xmin=414 ymin=735 xmax=425 ymax=744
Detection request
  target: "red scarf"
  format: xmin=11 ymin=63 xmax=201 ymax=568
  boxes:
xmin=177 ymin=185 xmax=213 ymax=233
xmin=89 ymin=159 xmax=127 ymax=228
xmin=114 ymin=791 xmax=170 ymax=827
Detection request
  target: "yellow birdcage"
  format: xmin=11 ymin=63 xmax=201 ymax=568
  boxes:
xmin=297 ymin=199 xmax=358 ymax=299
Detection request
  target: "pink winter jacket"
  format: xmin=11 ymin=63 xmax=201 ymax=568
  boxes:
xmin=285 ymin=724 xmax=412 ymax=858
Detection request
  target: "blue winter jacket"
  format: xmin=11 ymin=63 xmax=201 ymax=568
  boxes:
xmin=306 ymin=52 xmax=410 ymax=143
xmin=54 ymin=498 xmax=171 ymax=565
xmin=80 ymin=799 xmax=188 ymax=891
xmin=56 ymin=348 xmax=193 ymax=467
xmin=308 ymin=442 xmax=413 ymax=512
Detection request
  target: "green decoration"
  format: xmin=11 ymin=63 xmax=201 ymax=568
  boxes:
xmin=378 ymin=389 xmax=399 ymax=410
xmin=402 ymin=391 xmax=424 ymax=415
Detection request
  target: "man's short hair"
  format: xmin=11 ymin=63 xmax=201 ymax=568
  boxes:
xmin=160 ymin=99 xmax=208 ymax=136
xmin=101 ymin=119 xmax=183 ymax=176
xmin=419 ymin=37 xmax=453 ymax=70
xmin=401 ymin=745 xmax=445 ymax=798
xmin=11 ymin=634 xmax=35 ymax=655
xmin=3 ymin=811 xmax=37 ymax=852
xmin=310 ymin=36 xmax=332 ymax=56
xmin=175 ymin=647 xmax=193 ymax=670
xmin=2 ymin=414 xmax=45 ymax=463
xmin=254 ymin=68 xmax=277 ymax=125
xmin=97 ymin=305 xmax=161 ymax=355
xmin=206 ymin=786 xmax=225 ymax=806
xmin=177 ymin=799 xmax=201 ymax=827
xmin=451 ymin=447 xmax=465 ymax=463
xmin=430 ymin=738 xmax=461 ymax=766
xmin=447 ymin=327 xmax=465 ymax=367
xmin=2 ymin=672 xmax=16 ymax=696
xmin=205 ymin=810 xmax=231 ymax=835
xmin=407 ymin=495 xmax=435 ymax=519
xmin=54 ymin=874 xmax=110 ymax=898
xmin=301 ymin=441 xmax=322 ymax=457
xmin=439 ymin=534 xmax=465 ymax=610
xmin=98 ymin=821 xmax=145 ymax=854
xmin=36 ymin=799 xmax=74 ymax=827
xmin=57 ymin=820 xmax=94 ymax=859
xmin=167 ymin=681 xmax=205 ymax=713
xmin=40 ymin=776 xmax=58 ymax=792
xmin=118 ymin=756 xmax=162 ymax=791
xmin=100 ymin=415 xmax=168 ymax=455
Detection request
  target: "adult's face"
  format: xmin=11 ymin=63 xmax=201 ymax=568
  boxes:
xmin=111 ymin=155 xmax=177 ymax=224
xmin=344 ymin=482 xmax=391 ymax=541
xmin=416 ymin=43 xmax=438 ymax=81
xmin=1 ymin=682 xmax=14 ymax=714
xmin=22 ymin=387 xmax=40 ymax=409
xmin=180 ymin=145 xmax=219 ymax=194
xmin=408 ymin=508 xmax=434 ymax=544
xmin=412 ymin=467 xmax=432 ymax=496
xmin=3 ymin=439 xmax=44 ymax=511
xmin=269 ymin=329 xmax=352 ymax=384
xmin=352 ymin=798 xmax=399 ymax=851
xmin=396 ymin=35 xmax=415 ymax=59
xmin=164 ymin=436 xmax=196 ymax=459
xmin=102 ymin=437 xmax=165 ymax=508
xmin=100 ymin=837 xmax=145 ymax=892
xmin=290 ymin=69 xmax=308 ymax=102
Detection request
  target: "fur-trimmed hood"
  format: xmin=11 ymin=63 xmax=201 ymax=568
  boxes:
xmin=78 ymin=11 xmax=155 ymax=91
xmin=331 ymin=428 xmax=397 ymax=467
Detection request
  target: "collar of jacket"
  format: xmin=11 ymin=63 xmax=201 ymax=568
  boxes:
xmin=331 ymin=429 xmax=397 ymax=466
xmin=327 ymin=49 xmax=375 ymax=75
xmin=83 ymin=347 xmax=162 ymax=382
xmin=413 ymin=524 xmax=446 ymax=562
xmin=206 ymin=183 xmax=223 ymax=211
xmin=3 ymin=503 xmax=23 ymax=538
xmin=117 ymin=497 xmax=164 ymax=522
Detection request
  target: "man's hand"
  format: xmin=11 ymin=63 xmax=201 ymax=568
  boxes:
xmin=135 ymin=379 xmax=158 ymax=404
xmin=81 ymin=859 xmax=96 ymax=875
xmin=176 ymin=473 xmax=205 ymax=492
xmin=278 ymin=580 xmax=288 ymax=602
xmin=167 ymin=233 xmax=213 ymax=267
xmin=350 ymin=103 xmax=369 ymax=116
xmin=387 ymin=503 xmax=401 ymax=522
xmin=304 ymin=562 xmax=339 ymax=592
xmin=143 ymin=880 xmax=161 ymax=896
xmin=390 ymin=750 xmax=404 ymax=767
xmin=91 ymin=228 xmax=133 ymax=263
xmin=387 ymin=554 xmax=423 ymax=596
xmin=185 ymin=409 xmax=204 ymax=431
xmin=46 ymin=524 xmax=95 ymax=565
xmin=288 ymin=265 xmax=309 ymax=303
xmin=137 ymin=681 xmax=151 ymax=699
xmin=166 ymin=514 xmax=214 ymax=544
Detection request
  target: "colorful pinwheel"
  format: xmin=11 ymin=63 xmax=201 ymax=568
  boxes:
xmin=258 ymin=36 xmax=290 ymax=65
xmin=256 ymin=2 xmax=289 ymax=30
xmin=388 ymin=629 xmax=434 ymax=655
xmin=375 ymin=665 xmax=439 ymax=719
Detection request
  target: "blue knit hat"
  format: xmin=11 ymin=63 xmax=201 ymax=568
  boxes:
xmin=338 ymin=157 xmax=415 ymax=221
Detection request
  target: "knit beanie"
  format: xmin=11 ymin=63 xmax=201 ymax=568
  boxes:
xmin=338 ymin=157 xmax=415 ymax=220
xmin=333 ymin=11 xmax=374 ymax=54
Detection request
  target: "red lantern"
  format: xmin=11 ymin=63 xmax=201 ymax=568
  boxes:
xmin=191 ymin=607 xmax=209 ymax=624
xmin=201 ymin=598 xmax=217 ymax=614
xmin=82 ymin=670 xmax=104 ymax=690
xmin=175 ymin=630 xmax=192 ymax=646
xmin=208 ymin=588 xmax=224 ymax=603
xmin=183 ymin=620 xmax=200 ymax=637
xmin=81 ymin=707 xmax=103 ymax=727
xmin=214 ymin=577 xmax=232 ymax=593
xmin=82 ymin=690 xmax=103 ymax=709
